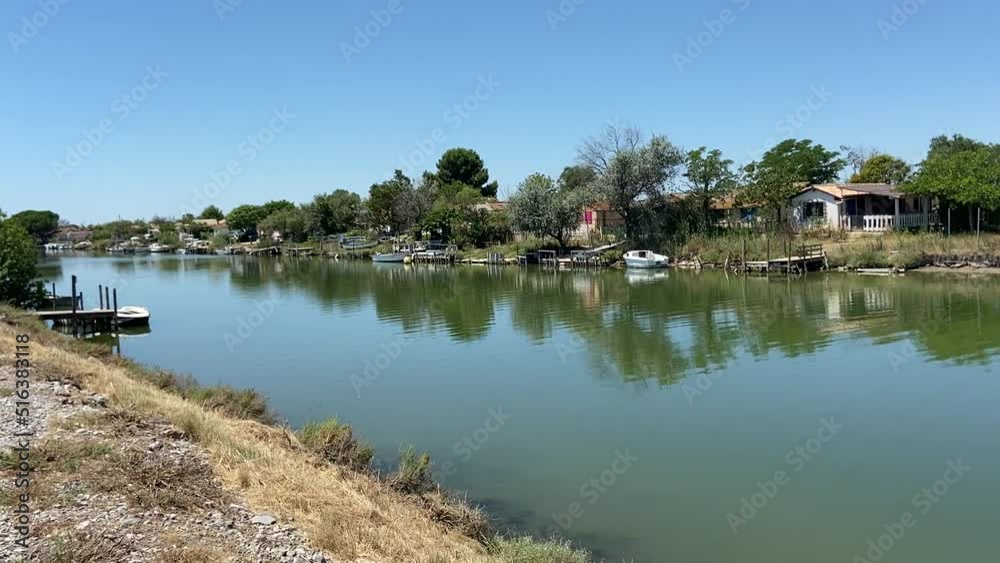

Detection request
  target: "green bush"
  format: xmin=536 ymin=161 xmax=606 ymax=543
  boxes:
xmin=489 ymin=536 xmax=591 ymax=563
xmin=389 ymin=445 xmax=434 ymax=494
xmin=297 ymin=417 xmax=374 ymax=471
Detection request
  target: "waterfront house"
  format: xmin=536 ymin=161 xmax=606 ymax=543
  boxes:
xmin=789 ymin=184 xmax=936 ymax=232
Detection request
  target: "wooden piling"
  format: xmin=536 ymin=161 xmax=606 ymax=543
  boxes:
xmin=51 ymin=282 xmax=57 ymax=310
xmin=105 ymin=287 xmax=110 ymax=313
xmin=112 ymin=289 xmax=119 ymax=332
xmin=71 ymin=275 xmax=78 ymax=336
xmin=99 ymin=285 xmax=104 ymax=309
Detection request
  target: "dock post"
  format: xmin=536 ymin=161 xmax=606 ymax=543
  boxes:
xmin=105 ymin=287 xmax=110 ymax=312
xmin=99 ymin=285 xmax=104 ymax=309
xmin=112 ymin=289 xmax=119 ymax=333
xmin=71 ymin=275 xmax=78 ymax=337
xmin=51 ymin=282 xmax=57 ymax=310
xmin=741 ymin=238 xmax=746 ymax=274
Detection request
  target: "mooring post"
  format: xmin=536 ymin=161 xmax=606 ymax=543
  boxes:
xmin=99 ymin=285 xmax=104 ymax=309
xmin=71 ymin=275 xmax=78 ymax=337
xmin=105 ymin=287 xmax=110 ymax=312
xmin=51 ymin=282 xmax=57 ymax=310
xmin=112 ymin=289 xmax=119 ymax=332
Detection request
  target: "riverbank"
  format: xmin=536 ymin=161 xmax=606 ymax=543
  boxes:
xmin=0 ymin=310 xmax=591 ymax=563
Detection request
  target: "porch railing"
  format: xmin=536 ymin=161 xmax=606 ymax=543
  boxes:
xmin=840 ymin=212 xmax=938 ymax=232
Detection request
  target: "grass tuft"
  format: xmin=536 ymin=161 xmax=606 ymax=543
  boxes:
xmin=390 ymin=445 xmax=435 ymax=495
xmin=297 ymin=417 xmax=374 ymax=471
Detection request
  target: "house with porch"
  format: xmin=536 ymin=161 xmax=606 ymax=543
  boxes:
xmin=789 ymin=184 xmax=937 ymax=232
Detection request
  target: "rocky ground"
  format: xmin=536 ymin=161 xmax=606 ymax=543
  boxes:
xmin=0 ymin=364 xmax=352 ymax=563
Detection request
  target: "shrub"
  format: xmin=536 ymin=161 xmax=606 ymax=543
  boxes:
xmin=389 ymin=445 xmax=434 ymax=494
xmin=489 ymin=536 xmax=591 ymax=563
xmin=185 ymin=385 xmax=275 ymax=425
xmin=297 ymin=418 xmax=374 ymax=471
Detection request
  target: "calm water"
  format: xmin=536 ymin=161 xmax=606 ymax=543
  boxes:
xmin=41 ymin=255 xmax=999 ymax=563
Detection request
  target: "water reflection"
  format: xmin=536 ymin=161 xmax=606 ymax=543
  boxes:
xmin=130 ymin=257 xmax=1000 ymax=384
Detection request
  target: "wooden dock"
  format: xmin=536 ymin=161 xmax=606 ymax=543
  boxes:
xmin=742 ymin=244 xmax=828 ymax=274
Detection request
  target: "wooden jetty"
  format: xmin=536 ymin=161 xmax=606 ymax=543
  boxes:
xmin=35 ymin=275 xmax=136 ymax=337
xmin=742 ymin=243 xmax=828 ymax=274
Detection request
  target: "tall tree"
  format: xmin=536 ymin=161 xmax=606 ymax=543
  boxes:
xmin=906 ymin=144 xmax=1000 ymax=214
xmin=8 ymin=210 xmax=59 ymax=243
xmin=739 ymin=161 xmax=799 ymax=231
xmin=259 ymin=207 xmax=310 ymax=243
xmin=577 ymin=125 xmax=685 ymax=240
xmin=557 ymin=165 xmax=596 ymax=193
xmin=758 ymin=139 xmax=844 ymax=184
xmin=849 ymin=154 xmax=912 ymax=184
xmin=508 ymin=173 xmax=582 ymax=250
xmin=840 ymin=144 xmax=879 ymax=177
xmin=0 ymin=216 xmax=44 ymax=306
xmin=435 ymin=148 xmax=499 ymax=198
xmin=308 ymin=190 xmax=361 ymax=235
xmin=368 ymin=170 xmax=416 ymax=234
xmin=226 ymin=205 xmax=267 ymax=233
xmin=684 ymin=147 xmax=737 ymax=226
xmin=199 ymin=205 xmax=225 ymax=221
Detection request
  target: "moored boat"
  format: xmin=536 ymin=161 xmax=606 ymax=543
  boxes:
xmin=149 ymin=243 xmax=170 ymax=253
xmin=372 ymin=251 xmax=409 ymax=263
xmin=623 ymin=250 xmax=670 ymax=269
xmin=116 ymin=306 xmax=151 ymax=326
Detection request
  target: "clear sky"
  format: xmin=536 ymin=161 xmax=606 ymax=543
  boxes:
xmin=2 ymin=0 xmax=998 ymax=224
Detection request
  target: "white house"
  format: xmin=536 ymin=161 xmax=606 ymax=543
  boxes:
xmin=790 ymin=184 xmax=936 ymax=232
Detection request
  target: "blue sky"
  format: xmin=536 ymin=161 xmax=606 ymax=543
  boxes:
xmin=2 ymin=0 xmax=997 ymax=223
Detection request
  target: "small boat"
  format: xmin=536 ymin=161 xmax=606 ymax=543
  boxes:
xmin=149 ymin=243 xmax=170 ymax=253
xmin=116 ymin=306 xmax=151 ymax=326
xmin=372 ymin=251 xmax=409 ymax=263
xmin=623 ymin=250 xmax=670 ymax=269
xmin=175 ymin=248 xmax=188 ymax=255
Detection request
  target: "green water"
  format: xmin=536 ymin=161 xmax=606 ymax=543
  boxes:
xmin=42 ymin=255 xmax=999 ymax=562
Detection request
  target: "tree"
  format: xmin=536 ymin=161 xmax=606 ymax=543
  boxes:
xmin=684 ymin=147 xmax=737 ymax=226
xmin=906 ymin=144 xmax=1000 ymax=214
xmin=260 ymin=207 xmax=310 ymax=243
xmin=226 ymin=205 xmax=266 ymax=234
xmin=199 ymin=205 xmax=225 ymax=221
xmin=577 ymin=125 xmax=685 ymax=240
xmin=849 ymin=154 xmax=912 ymax=184
xmin=758 ymin=139 xmax=844 ymax=185
xmin=435 ymin=148 xmax=499 ymax=198
xmin=739 ymin=160 xmax=799 ymax=230
xmin=926 ymin=134 xmax=986 ymax=161
xmin=368 ymin=171 xmax=417 ymax=235
xmin=8 ymin=210 xmax=59 ymax=243
xmin=508 ymin=173 xmax=582 ymax=250
xmin=308 ymin=190 xmax=361 ymax=236
xmin=0 ymin=217 xmax=44 ymax=307
xmin=260 ymin=200 xmax=295 ymax=217
xmin=557 ymin=165 xmax=596 ymax=193
xmin=840 ymin=144 xmax=879 ymax=177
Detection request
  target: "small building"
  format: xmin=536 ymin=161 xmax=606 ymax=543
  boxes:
xmin=575 ymin=202 xmax=625 ymax=238
xmin=790 ymin=184 xmax=936 ymax=232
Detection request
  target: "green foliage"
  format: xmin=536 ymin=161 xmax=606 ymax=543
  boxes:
xmin=198 ymin=205 xmax=225 ymax=220
xmin=297 ymin=418 xmax=374 ymax=471
xmin=488 ymin=537 xmax=591 ymax=563
xmin=389 ymin=445 xmax=434 ymax=494
xmin=905 ymin=138 xmax=1000 ymax=211
xmin=557 ymin=165 xmax=596 ymax=192
xmin=308 ymin=189 xmax=361 ymax=235
xmin=8 ymin=209 xmax=60 ymax=243
xmin=259 ymin=206 xmax=310 ymax=243
xmin=685 ymin=147 xmax=737 ymax=226
xmin=757 ymin=139 xmax=844 ymax=184
xmin=577 ymin=125 xmax=685 ymax=240
xmin=156 ymin=230 xmax=181 ymax=248
xmin=226 ymin=204 xmax=267 ymax=233
xmin=368 ymin=170 xmax=417 ymax=235
xmin=739 ymin=160 xmax=799 ymax=227
xmin=0 ymin=218 xmax=45 ymax=307
xmin=849 ymin=154 xmax=912 ymax=184
xmin=184 ymin=385 xmax=276 ymax=425
xmin=508 ymin=173 xmax=582 ymax=249
xmin=435 ymin=147 xmax=498 ymax=197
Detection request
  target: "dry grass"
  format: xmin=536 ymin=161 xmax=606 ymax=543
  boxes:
xmin=31 ymin=531 xmax=136 ymax=563
xmin=0 ymin=323 xmax=592 ymax=563
xmin=155 ymin=535 xmax=228 ymax=563
xmin=0 ymin=438 xmax=112 ymax=474
xmin=91 ymin=449 xmax=228 ymax=511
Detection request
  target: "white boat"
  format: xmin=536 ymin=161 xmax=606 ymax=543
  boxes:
xmin=149 ymin=243 xmax=170 ymax=253
xmin=116 ymin=306 xmax=151 ymax=326
xmin=372 ymin=251 xmax=409 ymax=263
xmin=623 ymin=250 xmax=670 ymax=269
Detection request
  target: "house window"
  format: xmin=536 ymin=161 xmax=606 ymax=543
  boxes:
xmin=803 ymin=202 xmax=826 ymax=218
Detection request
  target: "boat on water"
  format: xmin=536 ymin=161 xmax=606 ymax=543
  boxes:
xmin=116 ymin=306 xmax=151 ymax=326
xmin=149 ymin=243 xmax=171 ymax=253
xmin=623 ymin=250 xmax=670 ymax=269
xmin=372 ymin=250 xmax=410 ymax=263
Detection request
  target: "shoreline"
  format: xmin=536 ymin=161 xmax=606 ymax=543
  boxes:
xmin=0 ymin=309 xmax=592 ymax=563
